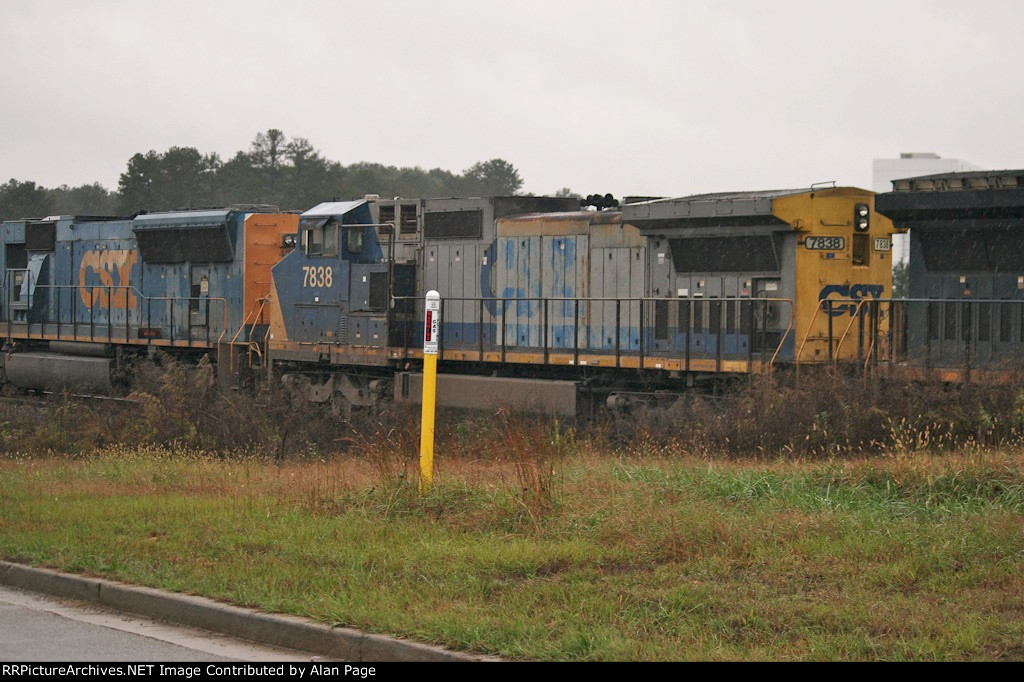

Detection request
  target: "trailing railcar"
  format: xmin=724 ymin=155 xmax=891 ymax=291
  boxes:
xmin=0 ymin=208 xmax=298 ymax=392
xmin=875 ymin=169 xmax=1024 ymax=380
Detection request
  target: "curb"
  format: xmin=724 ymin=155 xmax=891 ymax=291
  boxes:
xmin=0 ymin=561 xmax=494 ymax=662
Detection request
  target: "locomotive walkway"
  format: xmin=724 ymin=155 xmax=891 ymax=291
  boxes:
xmin=0 ymin=561 xmax=490 ymax=662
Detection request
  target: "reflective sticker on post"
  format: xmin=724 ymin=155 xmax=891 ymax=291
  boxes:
xmin=424 ymin=290 xmax=441 ymax=355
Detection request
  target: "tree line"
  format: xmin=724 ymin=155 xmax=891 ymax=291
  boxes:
xmin=0 ymin=129 xmax=526 ymax=222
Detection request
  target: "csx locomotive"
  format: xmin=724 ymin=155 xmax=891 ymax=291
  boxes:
xmin=0 ymin=208 xmax=296 ymax=393
xmin=0 ymin=183 xmax=906 ymax=416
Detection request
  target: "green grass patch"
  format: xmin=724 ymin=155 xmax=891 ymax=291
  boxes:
xmin=1 ymin=448 xmax=1022 ymax=660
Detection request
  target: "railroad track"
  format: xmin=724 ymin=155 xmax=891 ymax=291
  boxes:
xmin=0 ymin=391 xmax=143 ymax=408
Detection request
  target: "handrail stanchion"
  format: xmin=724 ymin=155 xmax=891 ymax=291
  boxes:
xmin=768 ymin=300 xmax=796 ymax=371
xmin=639 ymin=298 xmax=645 ymax=369
xmin=543 ymin=298 xmax=549 ymax=364
xmin=925 ymin=301 xmax=932 ymax=368
xmin=715 ymin=299 xmax=722 ymax=373
xmin=615 ymin=299 xmax=621 ymax=367
xmin=574 ymin=299 xmax=580 ymax=366
xmin=501 ymin=298 xmax=507 ymax=364
xmin=827 ymin=300 xmax=834 ymax=362
xmin=688 ymin=299 xmax=694 ymax=373
xmin=479 ymin=298 xmax=485 ymax=359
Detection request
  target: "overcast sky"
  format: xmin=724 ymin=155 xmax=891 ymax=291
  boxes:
xmin=1 ymin=0 xmax=1022 ymax=198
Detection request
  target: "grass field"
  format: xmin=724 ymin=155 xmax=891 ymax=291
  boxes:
xmin=1 ymin=439 xmax=1022 ymax=661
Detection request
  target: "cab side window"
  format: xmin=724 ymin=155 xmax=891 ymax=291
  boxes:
xmin=347 ymin=226 xmax=364 ymax=254
xmin=302 ymin=220 xmax=339 ymax=257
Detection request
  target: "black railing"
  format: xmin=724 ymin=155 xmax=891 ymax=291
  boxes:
xmin=390 ymin=295 xmax=795 ymax=372
xmin=804 ymin=297 xmax=1024 ymax=372
xmin=1 ymin=273 xmax=232 ymax=349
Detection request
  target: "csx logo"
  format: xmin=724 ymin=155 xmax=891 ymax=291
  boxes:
xmin=818 ymin=284 xmax=884 ymax=316
xmin=79 ymin=249 xmax=139 ymax=309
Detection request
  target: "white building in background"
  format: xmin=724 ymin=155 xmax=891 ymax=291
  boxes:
xmin=872 ymin=153 xmax=983 ymax=262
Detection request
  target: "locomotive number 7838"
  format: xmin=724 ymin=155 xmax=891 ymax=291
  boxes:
xmin=302 ymin=266 xmax=333 ymax=288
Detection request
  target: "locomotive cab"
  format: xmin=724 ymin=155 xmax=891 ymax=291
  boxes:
xmin=267 ymin=200 xmax=387 ymax=359
xmin=265 ymin=201 xmax=398 ymax=414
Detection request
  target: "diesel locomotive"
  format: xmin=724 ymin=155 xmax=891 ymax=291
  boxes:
xmin=0 ymin=207 xmax=296 ymax=392
xmin=262 ymin=186 xmax=900 ymax=416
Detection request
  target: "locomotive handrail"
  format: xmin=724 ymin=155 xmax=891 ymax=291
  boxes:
xmin=248 ymin=297 xmax=272 ymax=370
xmin=796 ymin=296 xmax=864 ymax=372
xmin=253 ymin=299 xmax=270 ymax=366
xmin=863 ymin=299 xmax=882 ymax=376
xmin=795 ymin=295 xmax=1024 ymax=376
xmin=796 ymin=296 xmax=891 ymax=372
xmin=213 ymin=298 xmax=231 ymax=367
xmin=839 ymin=296 xmax=1024 ymax=374
xmin=263 ymin=311 xmax=274 ymax=365
xmin=229 ymin=296 xmax=271 ymax=373
xmin=795 ymin=297 xmax=831 ymax=372
xmin=832 ymin=297 xmax=903 ymax=370
xmin=229 ymin=298 xmax=263 ymax=351
xmin=767 ymin=299 xmax=797 ymax=372
xmin=2 ymin=281 xmax=230 ymax=355
xmin=832 ymin=297 xmax=873 ymax=367
xmin=390 ymin=293 xmax=796 ymax=374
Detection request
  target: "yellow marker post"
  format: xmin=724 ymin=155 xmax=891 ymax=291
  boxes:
xmin=419 ymin=290 xmax=441 ymax=494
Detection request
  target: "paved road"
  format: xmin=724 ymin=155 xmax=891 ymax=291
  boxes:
xmin=0 ymin=585 xmax=326 ymax=662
